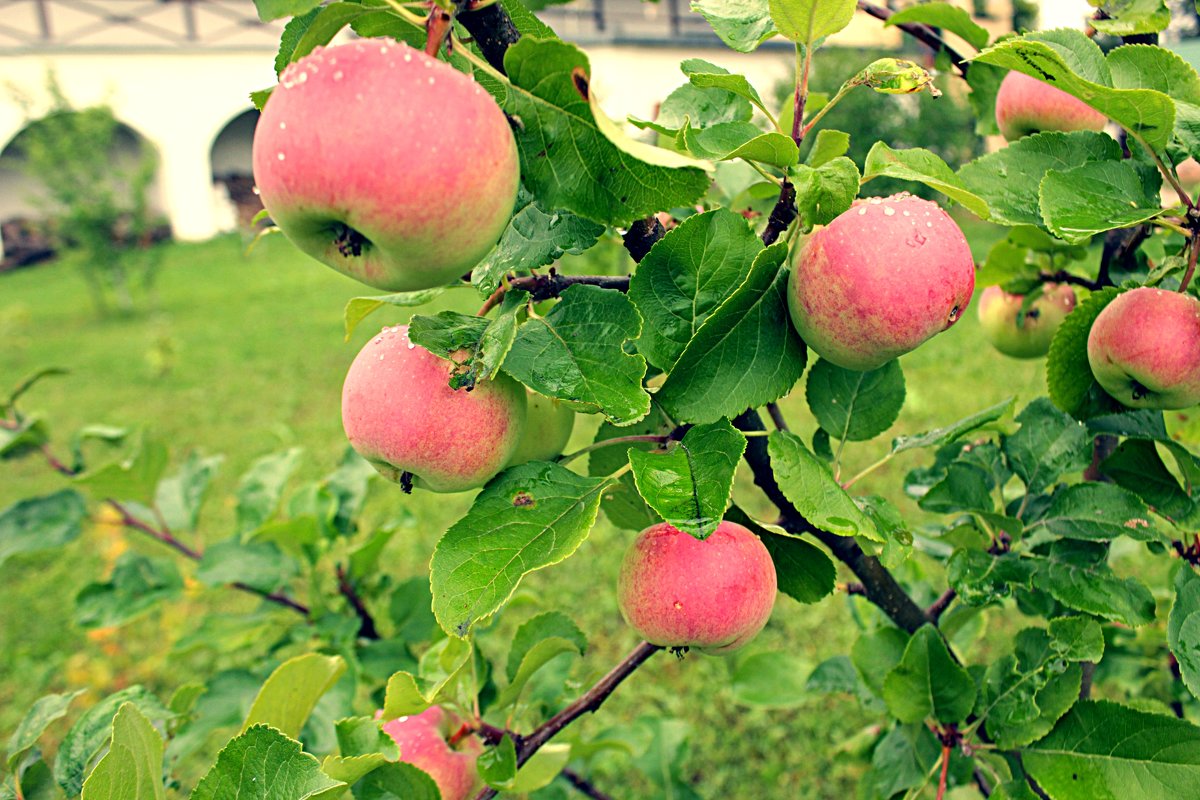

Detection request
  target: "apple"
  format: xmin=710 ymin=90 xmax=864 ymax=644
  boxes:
xmin=1087 ymin=286 xmax=1200 ymax=409
xmin=506 ymin=391 xmax=575 ymax=466
xmin=381 ymin=707 xmax=482 ymax=800
xmin=994 ymin=70 xmax=1107 ymax=142
xmin=977 ymin=283 xmax=1077 ymax=359
xmin=787 ymin=193 xmax=975 ymax=372
xmin=342 ymin=325 xmax=527 ymax=492
xmin=617 ymin=520 xmax=777 ymax=654
xmin=252 ymin=39 xmax=519 ymax=291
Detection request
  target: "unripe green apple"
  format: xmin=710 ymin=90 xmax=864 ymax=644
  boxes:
xmin=342 ymin=325 xmax=526 ymax=492
xmin=381 ymin=707 xmax=482 ymax=800
xmin=788 ymin=193 xmax=975 ymax=372
xmin=1087 ymin=287 xmax=1200 ymax=410
xmin=617 ymin=521 xmax=776 ymax=654
xmin=977 ymin=283 xmax=1077 ymax=359
xmin=506 ymin=391 xmax=575 ymax=466
xmin=252 ymin=39 xmax=519 ymax=291
xmin=994 ymin=71 xmax=1107 ymax=142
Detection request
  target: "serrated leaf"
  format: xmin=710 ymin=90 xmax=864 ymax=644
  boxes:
xmin=506 ymin=611 xmax=587 ymax=682
xmin=769 ymin=0 xmax=855 ymax=45
xmin=588 ymin=404 xmax=673 ymax=530
xmin=973 ymin=30 xmax=1175 ymax=150
xmin=478 ymin=735 xmax=518 ymax=789
xmin=55 ymin=687 xmax=171 ymax=797
xmin=691 ymin=0 xmax=777 ymax=53
xmin=1101 ymin=436 xmax=1196 ymax=519
xmin=947 ymin=549 xmax=1036 ymax=606
xmin=503 ymin=38 xmax=709 ymax=226
xmin=254 ymin=0 xmax=322 ymax=22
xmin=891 ymin=398 xmax=1014 ymax=454
xmin=243 ymin=654 xmax=346 ymax=739
xmin=75 ymin=553 xmax=183 ymax=629
xmin=431 ymin=461 xmax=609 ymax=636
xmin=502 ymin=284 xmax=649 ymax=425
xmin=334 ymin=717 xmax=399 ymax=761
xmin=6 ymin=690 xmax=84 ymax=770
xmin=682 ymin=59 xmax=770 ymax=117
xmin=1049 ymin=616 xmax=1105 ymax=662
xmin=862 ymin=142 xmax=989 ymax=218
xmin=342 ymin=290 xmax=446 ymax=341
xmin=235 ymin=448 xmax=302 ymax=533
xmin=410 ymin=292 xmax=526 ymax=390
xmin=1024 ymin=701 xmax=1200 ymax=798
xmin=382 ymin=637 xmax=472 ymax=717
xmin=657 ymin=243 xmax=807 ymax=424
xmin=679 ymin=123 xmax=799 ymax=167
xmin=352 ymin=762 xmax=440 ymax=800
xmin=1090 ymin=0 xmax=1171 ymax=36
xmin=918 ymin=462 xmax=995 ymax=514
xmin=629 ymin=420 xmax=746 ymax=539
xmin=805 ymin=129 xmax=850 ymax=167
xmin=81 ymin=704 xmax=164 ymax=800
xmin=1169 ymin=567 xmax=1200 ymax=702
xmin=1033 ymin=483 xmax=1157 ymax=542
xmin=286 ymin=2 xmax=372 ymax=67
xmin=1108 ymin=42 xmax=1200 ymax=102
xmin=0 ymin=489 xmax=86 ymax=569
xmin=1046 ymin=287 xmax=1123 ymax=417
xmin=494 ymin=637 xmax=583 ymax=710
xmin=320 ymin=753 xmax=386 ymax=785
xmin=791 ymin=156 xmax=860 ymax=227
xmin=767 ymin=430 xmax=881 ymax=540
xmin=1004 ymin=397 xmax=1091 ymax=493
xmin=725 ymin=507 xmax=836 ymax=605
xmin=1033 ymin=540 xmax=1156 ymax=626
xmin=1040 ymin=161 xmax=1162 ymax=244
xmin=806 ymin=358 xmax=905 ymax=442
xmin=191 ymin=724 xmax=345 ymax=800
xmin=74 ymin=435 xmax=168 ymax=505
xmin=885 ymin=2 xmax=989 ymax=49
xmin=982 ymin=650 xmax=1082 ymax=749
xmin=628 ymin=208 xmax=763 ymax=372
xmin=959 ymin=131 xmax=1122 ymax=228
xmin=882 ymin=624 xmax=976 ymax=725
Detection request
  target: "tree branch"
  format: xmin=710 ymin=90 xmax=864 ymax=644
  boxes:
xmin=856 ymin=1 xmax=970 ymax=77
xmin=561 ymin=768 xmax=614 ymax=800
xmin=336 ymin=564 xmax=380 ymax=640
xmin=925 ymin=588 xmax=957 ymax=623
xmin=456 ymin=0 xmax=520 ymax=73
xmin=478 ymin=271 xmax=631 ymax=315
xmin=732 ymin=409 xmax=930 ymax=634
xmin=761 ymin=181 xmax=798 ymax=247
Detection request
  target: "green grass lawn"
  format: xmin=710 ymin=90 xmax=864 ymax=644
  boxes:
xmin=1 ymin=225 xmax=1052 ymax=798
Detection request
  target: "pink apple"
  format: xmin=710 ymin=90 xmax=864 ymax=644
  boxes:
xmin=381 ymin=707 xmax=482 ymax=800
xmin=994 ymin=70 xmax=1107 ymax=142
xmin=506 ymin=391 xmax=575 ymax=466
xmin=252 ymin=39 xmax=519 ymax=291
xmin=788 ymin=193 xmax=975 ymax=372
xmin=1087 ymin=287 xmax=1200 ymax=409
xmin=617 ymin=521 xmax=777 ymax=654
xmin=977 ymin=283 xmax=1077 ymax=359
xmin=342 ymin=325 xmax=526 ymax=492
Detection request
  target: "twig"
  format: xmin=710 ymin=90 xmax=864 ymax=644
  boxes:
xmin=765 ymin=402 xmax=789 ymax=432
xmin=761 ymin=181 xmax=798 ymax=247
xmin=1079 ymin=660 xmax=1096 ymax=700
xmin=40 ymin=444 xmax=78 ymax=477
xmin=561 ymin=768 xmax=614 ymax=800
xmin=935 ymin=740 xmax=951 ymax=800
xmin=336 ymin=564 xmax=380 ymax=640
xmin=856 ymin=1 xmax=970 ymax=77
xmin=557 ymin=434 xmax=670 ymax=465
xmin=1098 ymin=224 xmax=1150 ymax=288
xmin=1180 ymin=227 xmax=1199 ymax=294
xmin=478 ymin=272 xmax=631 ymax=316
xmin=926 ymin=588 xmax=956 ymax=623
xmin=1041 ymin=271 xmax=1102 ymax=292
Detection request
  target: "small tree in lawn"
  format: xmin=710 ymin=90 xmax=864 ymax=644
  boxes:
xmin=5 ymin=2 xmax=1200 ymax=799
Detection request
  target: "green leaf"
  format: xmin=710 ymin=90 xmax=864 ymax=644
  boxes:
xmin=381 ymin=637 xmax=473 ymax=718
xmin=495 ymin=637 xmax=584 ymax=710
xmin=806 ymin=358 xmax=905 ymax=442
xmin=342 ymin=290 xmax=446 ymax=341
xmin=243 ymin=654 xmax=346 ymax=739
xmin=973 ymin=30 xmax=1176 ymax=150
xmin=644 ymin=66 xmax=753 ymax=135
xmin=75 ymin=553 xmax=183 ymax=629
xmin=982 ymin=654 xmax=1082 ymax=749
xmin=791 ymin=156 xmax=861 ymax=228
xmin=352 ymin=762 xmax=440 ymax=800
xmin=885 ymin=2 xmax=989 ymax=49
xmin=1090 ymin=0 xmax=1171 ymax=35
xmin=1169 ymin=567 xmax=1200 ymax=702
xmin=852 ymin=627 xmax=910 ymax=698
xmin=502 ymin=285 xmax=650 ymax=426
xmin=320 ymin=754 xmax=386 ymax=786
xmin=6 ymin=690 xmax=84 ymax=771
xmin=629 ymin=420 xmax=746 ymax=540
xmin=195 ymin=537 xmax=299 ymax=594
xmin=628 ymin=208 xmax=764 ymax=372
xmin=0 ymin=414 xmax=48 ymax=460
xmin=588 ymin=404 xmax=673 ymax=530
xmin=471 ymin=192 xmax=605 ymax=296
xmin=959 ymin=131 xmax=1121 ymax=228
xmin=1102 ymin=439 xmax=1195 ymax=519
xmin=478 ymin=735 xmax=518 ymax=789
xmin=81 ymin=704 xmax=164 ymax=800
xmin=55 ymin=686 xmax=171 ymax=797
xmin=890 ymin=398 xmax=1014 ymax=454
xmin=682 ymin=59 xmax=771 ymax=118
xmin=1046 ymin=287 xmax=1123 ymax=418
xmin=947 ymin=549 xmax=1036 ymax=606
xmin=334 ymin=717 xmax=399 ymax=760
xmin=154 ymin=452 xmax=222 ymax=533
xmin=75 ymin=435 xmax=168 ymax=505
xmin=882 ymin=624 xmax=976 ymax=725
xmin=691 ymin=0 xmax=777 ymax=53
xmin=1034 ymin=483 xmax=1157 ymax=542
xmin=862 ymin=142 xmax=989 ymax=218
xmin=431 ymin=461 xmax=609 ymax=636
xmin=726 ymin=508 xmax=836 ymax=605
xmin=1108 ymin=42 xmax=1200 ymax=102
xmin=0 ymin=489 xmax=86 ymax=569
xmin=1049 ymin=616 xmax=1106 ymax=662
xmin=235 ymin=448 xmax=302 ymax=534
xmin=1033 ymin=540 xmax=1156 ymax=626
xmin=657 ymin=243 xmax=807 ymax=424
xmin=768 ymin=430 xmax=881 ymax=540
xmin=191 ymin=724 xmax=345 ymax=800
xmin=1040 ymin=161 xmax=1162 ymax=244
xmin=410 ymin=293 xmax=527 ymax=390
xmin=1004 ymin=397 xmax=1091 ymax=493
xmin=286 ymin=2 xmax=373 ymax=66
xmin=805 ymin=129 xmax=850 ymax=167
xmin=731 ymin=651 xmax=808 ymax=708
xmin=509 ymin=744 xmax=571 ymax=793
xmin=253 ymin=0 xmax=322 ymax=22
xmin=506 ymin=611 xmax=587 ymax=682
xmin=918 ymin=462 xmax=995 ymax=514
xmin=866 ymin=723 xmax=954 ymax=800
xmin=1024 ymin=701 xmax=1200 ymax=798
xmin=769 ymin=0 xmax=856 ymax=45
xmin=503 ymin=38 xmax=709 ymax=227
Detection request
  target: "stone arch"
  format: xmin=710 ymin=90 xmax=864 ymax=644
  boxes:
xmin=209 ymin=107 xmax=262 ymax=231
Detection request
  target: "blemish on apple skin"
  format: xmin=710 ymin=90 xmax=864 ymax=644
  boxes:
xmin=906 ymin=232 xmax=927 ymax=247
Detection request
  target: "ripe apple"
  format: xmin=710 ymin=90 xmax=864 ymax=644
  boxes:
xmin=342 ymin=325 xmax=526 ymax=492
xmin=381 ymin=707 xmax=482 ymax=800
xmin=506 ymin=391 xmax=575 ymax=466
xmin=787 ymin=193 xmax=975 ymax=372
xmin=617 ymin=520 xmax=777 ymax=654
xmin=252 ymin=39 xmax=519 ymax=291
xmin=977 ymin=283 xmax=1077 ymax=359
xmin=1087 ymin=287 xmax=1200 ymax=409
xmin=994 ymin=70 xmax=1107 ymax=142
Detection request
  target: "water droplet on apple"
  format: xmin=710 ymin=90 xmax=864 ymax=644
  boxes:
xmin=334 ymin=71 xmax=343 ymax=81
xmin=279 ymin=121 xmax=286 ymax=130
xmin=404 ymin=52 xmax=412 ymax=62
xmin=277 ymin=152 xmax=285 ymax=161
xmin=428 ymin=77 xmax=435 ymax=85
xmin=883 ymin=206 xmax=895 ymax=216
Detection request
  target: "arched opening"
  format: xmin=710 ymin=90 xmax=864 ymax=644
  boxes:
xmin=0 ymin=111 xmax=167 ymax=271
xmin=210 ymin=108 xmax=262 ymax=232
